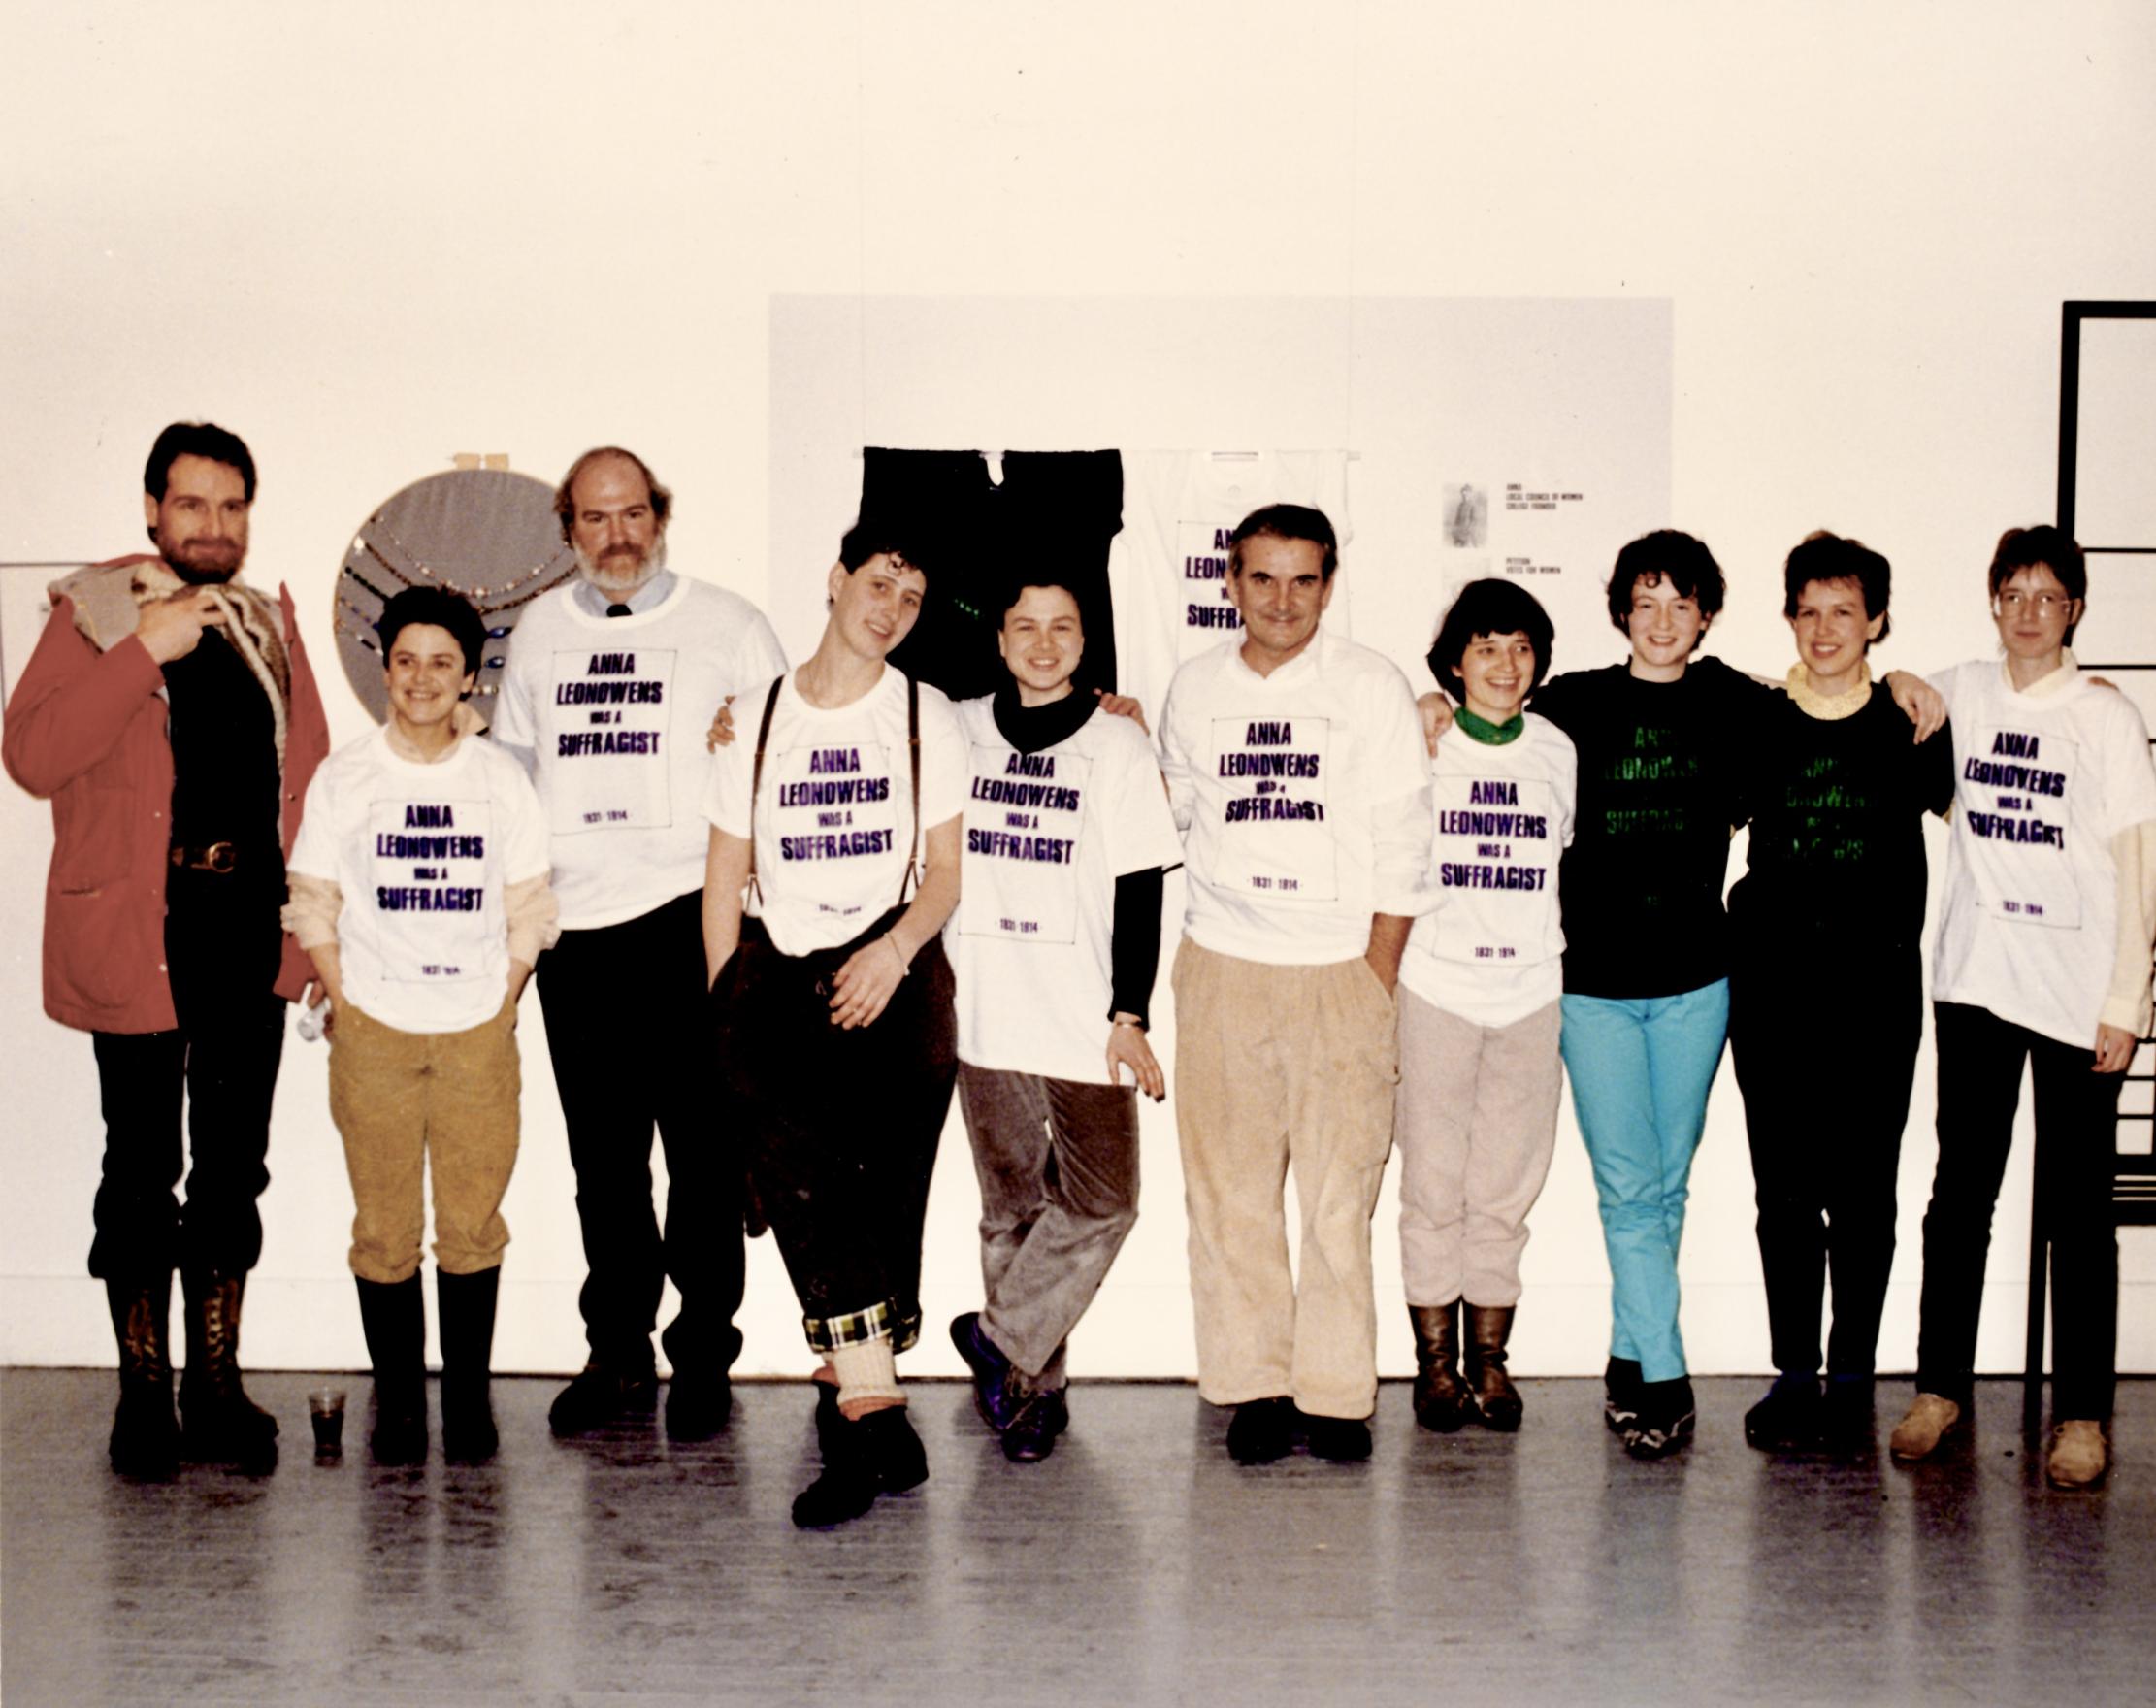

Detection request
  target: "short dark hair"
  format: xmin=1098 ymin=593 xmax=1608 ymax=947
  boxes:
xmin=837 ymin=518 xmax=931 ymax=580
xmin=376 ymin=586 xmax=486 ymax=680
xmin=1427 ymin=578 xmax=1556 ymax=700
xmin=1229 ymin=504 xmax=1339 ymax=581
xmin=1606 ymin=529 xmax=1725 ymax=647
xmin=554 ymin=446 xmax=673 ymax=543
xmin=995 ymin=576 xmax=1082 ymax=623
xmin=145 ymin=421 xmax=256 ymax=504
xmin=1987 ymin=525 xmax=2087 ymax=643
xmin=1783 ymin=530 xmax=1892 ymax=644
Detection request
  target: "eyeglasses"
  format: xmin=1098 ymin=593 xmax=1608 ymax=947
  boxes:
xmin=1993 ymin=589 xmax=2076 ymax=616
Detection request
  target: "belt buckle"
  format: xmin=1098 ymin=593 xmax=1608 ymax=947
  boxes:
xmin=169 ymin=841 xmax=238 ymax=874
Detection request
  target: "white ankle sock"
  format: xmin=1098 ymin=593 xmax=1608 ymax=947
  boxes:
xmin=831 ymin=1339 xmax=902 ymax=1411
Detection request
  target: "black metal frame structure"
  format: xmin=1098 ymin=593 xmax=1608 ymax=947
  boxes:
xmin=2024 ymin=300 xmax=2156 ymax=1409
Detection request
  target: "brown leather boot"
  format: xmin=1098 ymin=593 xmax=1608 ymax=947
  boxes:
xmin=1408 ymin=1301 xmax=1471 ymax=1432
xmin=107 ymin=1276 xmax=180 ymax=1479
xmin=180 ymin=1270 xmax=279 ymax=1471
xmin=1464 ymin=1303 xmax=1522 ymax=1431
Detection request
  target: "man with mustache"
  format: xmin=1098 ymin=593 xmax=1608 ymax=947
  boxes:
xmin=5 ymin=421 xmax=331 ymax=1477
xmin=495 ymin=446 xmax=785 ymax=1438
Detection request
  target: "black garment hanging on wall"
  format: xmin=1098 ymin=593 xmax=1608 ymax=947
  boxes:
xmin=860 ymin=449 xmax=1124 ymax=704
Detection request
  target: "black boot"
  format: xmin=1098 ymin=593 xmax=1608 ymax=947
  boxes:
xmin=355 ymin=1275 xmax=428 ymax=1465
xmin=180 ymin=1270 xmax=278 ymax=1470
xmin=1604 ymin=1357 xmax=1643 ymax=1434
xmin=1408 ymin=1301 xmax=1472 ymax=1433
xmin=791 ymin=1406 xmax=929 ymax=1529
xmin=436 ymin=1268 xmax=499 ymax=1464
xmin=106 ymin=1275 xmax=180 ymax=1479
xmin=1463 ymin=1303 xmax=1523 ymax=1431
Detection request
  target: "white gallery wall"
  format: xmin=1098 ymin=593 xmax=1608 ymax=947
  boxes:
xmin=3 ymin=1 xmax=2152 ymax=1383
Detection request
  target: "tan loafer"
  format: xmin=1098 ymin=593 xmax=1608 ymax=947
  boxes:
xmin=2046 ymin=1419 xmax=2108 ymax=1490
xmin=1888 ymin=1393 xmax=1962 ymax=1461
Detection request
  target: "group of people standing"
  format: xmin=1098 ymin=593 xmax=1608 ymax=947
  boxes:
xmin=9 ymin=423 xmax=2151 ymax=1529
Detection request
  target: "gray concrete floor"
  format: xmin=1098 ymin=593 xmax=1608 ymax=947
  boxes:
xmin=3 ymin=1370 xmax=2151 ymax=1706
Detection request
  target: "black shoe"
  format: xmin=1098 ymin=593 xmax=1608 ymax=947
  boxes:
xmin=548 ymin=1362 xmax=658 ymax=1437
xmin=1622 ymin=1377 xmax=1696 ymax=1461
xmin=811 ymin=1379 xmax=842 ymax=1451
xmin=1001 ymin=1388 xmax=1069 ymax=1464
xmin=949 ymin=1312 xmax=1026 ymax=1433
xmin=1603 ymin=1357 xmax=1643 ymax=1435
xmin=1818 ymin=1375 xmax=1877 ymax=1453
xmin=112 ymin=1380 xmax=182 ymax=1480
xmin=180 ymin=1271 xmax=279 ymax=1471
xmin=665 ymin=1371 xmax=734 ymax=1442
xmin=106 ymin=1278 xmax=180 ymax=1480
xmin=1298 ymin=1410 xmax=1374 ymax=1462
xmin=1744 ymin=1373 xmax=1822 ymax=1453
xmin=1225 ymin=1396 xmax=1296 ymax=1465
xmin=791 ymin=1406 xmax=928 ymax=1528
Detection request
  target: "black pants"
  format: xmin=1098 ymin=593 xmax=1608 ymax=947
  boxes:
xmin=536 ymin=890 xmax=743 ymax=1375
xmin=89 ymin=868 xmax=285 ymax=1285
xmin=1730 ymin=945 xmax=1920 ymax=1378
xmin=1916 ymin=1001 xmax=2122 ymax=1419
xmin=716 ymin=909 xmax=956 ymax=1354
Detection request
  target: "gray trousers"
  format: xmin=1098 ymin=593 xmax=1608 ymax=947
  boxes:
xmin=957 ymin=1063 xmax=1142 ymax=1390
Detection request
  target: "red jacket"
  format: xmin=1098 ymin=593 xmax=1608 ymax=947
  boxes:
xmin=2 ymin=559 xmax=331 ymax=1034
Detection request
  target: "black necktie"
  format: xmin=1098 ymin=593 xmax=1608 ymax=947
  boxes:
xmin=606 ymin=603 xmax=632 ymax=618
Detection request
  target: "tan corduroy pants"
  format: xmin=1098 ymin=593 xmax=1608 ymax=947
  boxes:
xmin=1394 ymin=990 xmax=1563 ymax=1310
xmin=327 ymin=1000 xmax=520 ymax=1283
xmin=1170 ymin=936 xmax=1399 ymax=1421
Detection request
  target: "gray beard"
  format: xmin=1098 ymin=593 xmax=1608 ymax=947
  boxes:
xmin=574 ymin=535 xmax=666 ymax=600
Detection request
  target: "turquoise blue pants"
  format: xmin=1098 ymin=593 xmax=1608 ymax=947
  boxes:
xmin=1558 ymin=981 xmax=1730 ymax=1382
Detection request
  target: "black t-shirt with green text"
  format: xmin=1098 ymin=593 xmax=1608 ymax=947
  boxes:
xmin=1728 ymin=689 xmax=1954 ymax=954
xmin=1529 ymin=656 xmax=1763 ymax=1000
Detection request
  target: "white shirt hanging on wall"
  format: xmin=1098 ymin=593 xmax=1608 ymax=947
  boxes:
xmin=1110 ymin=450 xmax=1354 ymax=726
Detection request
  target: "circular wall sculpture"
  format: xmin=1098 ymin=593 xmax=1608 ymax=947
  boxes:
xmin=333 ymin=468 xmax=575 ymax=723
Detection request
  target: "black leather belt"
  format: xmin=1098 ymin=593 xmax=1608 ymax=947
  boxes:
xmin=169 ymin=841 xmax=239 ymax=874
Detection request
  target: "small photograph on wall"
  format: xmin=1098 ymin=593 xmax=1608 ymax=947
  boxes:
xmin=1443 ymin=481 xmax=1488 ymax=550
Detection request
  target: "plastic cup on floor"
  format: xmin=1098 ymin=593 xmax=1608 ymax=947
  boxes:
xmin=309 ymin=1387 xmax=347 ymax=1459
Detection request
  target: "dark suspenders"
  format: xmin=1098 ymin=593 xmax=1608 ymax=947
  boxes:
xmin=746 ymin=672 xmax=923 ymax=913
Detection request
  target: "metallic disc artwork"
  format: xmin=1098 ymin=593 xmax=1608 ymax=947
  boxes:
xmin=333 ymin=468 xmax=575 ymax=723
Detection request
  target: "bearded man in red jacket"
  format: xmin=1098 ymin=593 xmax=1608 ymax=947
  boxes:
xmin=5 ymin=422 xmax=329 ymax=1476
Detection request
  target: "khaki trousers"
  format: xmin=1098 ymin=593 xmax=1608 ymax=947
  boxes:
xmin=1395 ymin=991 xmax=1562 ymax=1309
xmin=327 ymin=1001 xmax=520 ymax=1284
xmin=1171 ymin=936 xmax=1399 ymax=1420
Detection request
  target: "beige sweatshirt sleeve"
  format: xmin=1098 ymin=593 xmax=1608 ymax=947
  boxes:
xmin=506 ymin=872 xmax=561 ymax=968
xmin=280 ymin=872 xmax=343 ymax=952
xmin=2102 ymin=818 xmax=2156 ymax=1037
